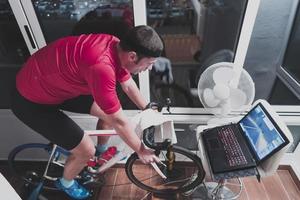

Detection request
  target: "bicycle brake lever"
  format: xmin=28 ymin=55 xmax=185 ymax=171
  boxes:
xmin=165 ymin=98 xmax=171 ymax=114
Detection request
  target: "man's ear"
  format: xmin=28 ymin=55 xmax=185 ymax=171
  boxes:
xmin=128 ymin=51 xmax=137 ymax=62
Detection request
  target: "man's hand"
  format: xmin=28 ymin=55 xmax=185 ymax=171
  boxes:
xmin=137 ymin=143 xmax=160 ymax=164
xmin=143 ymin=102 xmax=163 ymax=112
xmin=144 ymin=98 xmax=171 ymax=112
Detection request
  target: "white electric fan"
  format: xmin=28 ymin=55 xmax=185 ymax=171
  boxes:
xmin=198 ymin=62 xmax=255 ymax=125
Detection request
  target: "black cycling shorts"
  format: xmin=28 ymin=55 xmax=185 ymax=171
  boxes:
xmin=11 ymin=89 xmax=94 ymax=150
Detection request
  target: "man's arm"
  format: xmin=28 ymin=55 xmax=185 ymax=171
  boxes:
xmin=108 ymin=109 xmax=159 ymax=163
xmin=106 ymin=108 xmax=142 ymax=152
xmin=90 ymin=102 xmax=159 ymax=164
xmin=120 ymin=77 xmax=148 ymax=110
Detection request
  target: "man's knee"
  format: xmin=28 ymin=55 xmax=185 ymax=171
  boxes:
xmin=73 ymin=146 xmax=95 ymax=160
xmin=96 ymin=119 xmax=111 ymax=130
xmin=71 ymin=135 xmax=95 ymax=160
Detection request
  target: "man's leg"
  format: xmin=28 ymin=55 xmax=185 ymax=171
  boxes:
xmin=96 ymin=119 xmax=111 ymax=146
xmin=54 ymin=134 xmax=92 ymax=199
xmin=61 ymin=97 xmax=111 ymax=155
xmin=90 ymin=102 xmax=111 ymax=146
xmin=63 ymin=133 xmax=95 ymax=180
xmin=90 ymin=102 xmax=126 ymax=161
xmin=11 ymin=91 xmax=92 ymax=198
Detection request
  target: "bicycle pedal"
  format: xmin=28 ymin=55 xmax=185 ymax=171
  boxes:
xmin=97 ymin=146 xmax=117 ymax=165
xmin=87 ymin=160 xmax=97 ymax=167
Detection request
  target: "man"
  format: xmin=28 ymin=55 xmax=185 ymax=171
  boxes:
xmin=11 ymin=25 xmax=163 ymax=199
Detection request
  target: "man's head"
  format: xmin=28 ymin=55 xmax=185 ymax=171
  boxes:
xmin=119 ymin=25 xmax=164 ymax=74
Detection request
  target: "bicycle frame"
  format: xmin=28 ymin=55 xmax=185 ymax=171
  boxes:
xmin=85 ymin=126 xmax=175 ymax=178
xmin=86 ymin=108 xmax=177 ymax=177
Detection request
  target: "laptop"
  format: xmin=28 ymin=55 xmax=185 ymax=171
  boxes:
xmin=202 ymin=102 xmax=290 ymax=174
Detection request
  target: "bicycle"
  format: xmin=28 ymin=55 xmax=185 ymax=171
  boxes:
xmin=8 ymin=101 xmax=206 ymax=199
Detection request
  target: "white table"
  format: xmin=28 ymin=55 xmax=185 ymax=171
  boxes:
xmin=195 ymin=125 xmax=246 ymax=199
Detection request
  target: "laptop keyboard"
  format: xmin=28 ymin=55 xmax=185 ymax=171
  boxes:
xmin=218 ymin=126 xmax=248 ymax=167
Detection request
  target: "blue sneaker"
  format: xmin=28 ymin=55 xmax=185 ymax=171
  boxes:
xmin=55 ymin=179 xmax=90 ymax=200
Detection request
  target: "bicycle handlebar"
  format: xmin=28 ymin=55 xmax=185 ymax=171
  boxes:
xmin=144 ymin=98 xmax=172 ymax=113
xmin=142 ymin=98 xmax=173 ymax=150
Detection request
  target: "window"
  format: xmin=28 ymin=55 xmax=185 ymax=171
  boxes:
xmin=147 ymin=0 xmax=250 ymax=108
xmin=0 ymin=0 xmax=30 ymax=108
xmin=0 ymin=0 xmax=29 ymax=64
xmin=9 ymin=0 xmax=260 ymax=116
xmin=10 ymin=0 xmax=138 ymax=109
xmin=30 ymin=0 xmax=134 ymax=43
xmin=277 ymin=0 xmax=300 ymax=100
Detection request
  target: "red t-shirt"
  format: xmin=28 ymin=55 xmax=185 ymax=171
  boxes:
xmin=16 ymin=34 xmax=131 ymax=114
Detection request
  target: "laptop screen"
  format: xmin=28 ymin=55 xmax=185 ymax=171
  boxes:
xmin=238 ymin=104 xmax=288 ymax=161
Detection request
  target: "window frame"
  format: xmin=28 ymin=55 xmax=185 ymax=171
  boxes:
xmin=8 ymin=0 xmax=46 ymax=53
xmin=276 ymin=0 xmax=300 ymax=99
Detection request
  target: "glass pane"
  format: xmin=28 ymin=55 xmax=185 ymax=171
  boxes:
xmin=32 ymin=0 xmax=138 ymax=109
xmin=286 ymin=125 xmax=300 ymax=153
xmin=148 ymin=0 xmax=248 ymax=107
xmin=282 ymin=3 xmax=300 ymax=84
xmin=32 ymin=0 xmax=134 ymax=42
xmin=0 ymin=0 xmax=30 ymax=64
xmin=0 ymin=0 xmax=30 ymax=108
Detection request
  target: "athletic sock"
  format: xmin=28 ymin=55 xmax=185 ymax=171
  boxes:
xmin=95 ymin=144 xmax=108 ymax=157
xmin=60 ymin=178 xmax=74 ymax=188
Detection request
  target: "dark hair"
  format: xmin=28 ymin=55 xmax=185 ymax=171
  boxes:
xmin=119 ymin=25 xmax=163 ymax=58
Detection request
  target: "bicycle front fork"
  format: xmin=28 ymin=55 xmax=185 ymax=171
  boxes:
xmin=166 ymin=145 xmax=175 ymax=171
xmin=155 ymin=141 xmax=179 ymax=179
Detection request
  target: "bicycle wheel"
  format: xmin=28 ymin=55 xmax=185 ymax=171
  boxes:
xmin=125 ymin=145 xmax=205 ymax=197
xmin=8 ymin=143 xmax=65 ymax=190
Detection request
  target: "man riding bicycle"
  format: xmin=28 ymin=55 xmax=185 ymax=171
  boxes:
xmin=11 ymin=25 xmax=162 ymax=199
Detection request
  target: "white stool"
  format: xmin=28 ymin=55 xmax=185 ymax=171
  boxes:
xmin=194 ymin=100 xmax=293 ymax=199
xmin=0 ymin=173 xmax=22 ymax=200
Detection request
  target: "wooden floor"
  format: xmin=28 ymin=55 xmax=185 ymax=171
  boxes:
xmin=1 ymin=163 xmax=300 ymax=200
xmin=95 ymin=167 xmax=300 ymax=200
xmin=237 ymin=169 xmax=300 ymax=200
